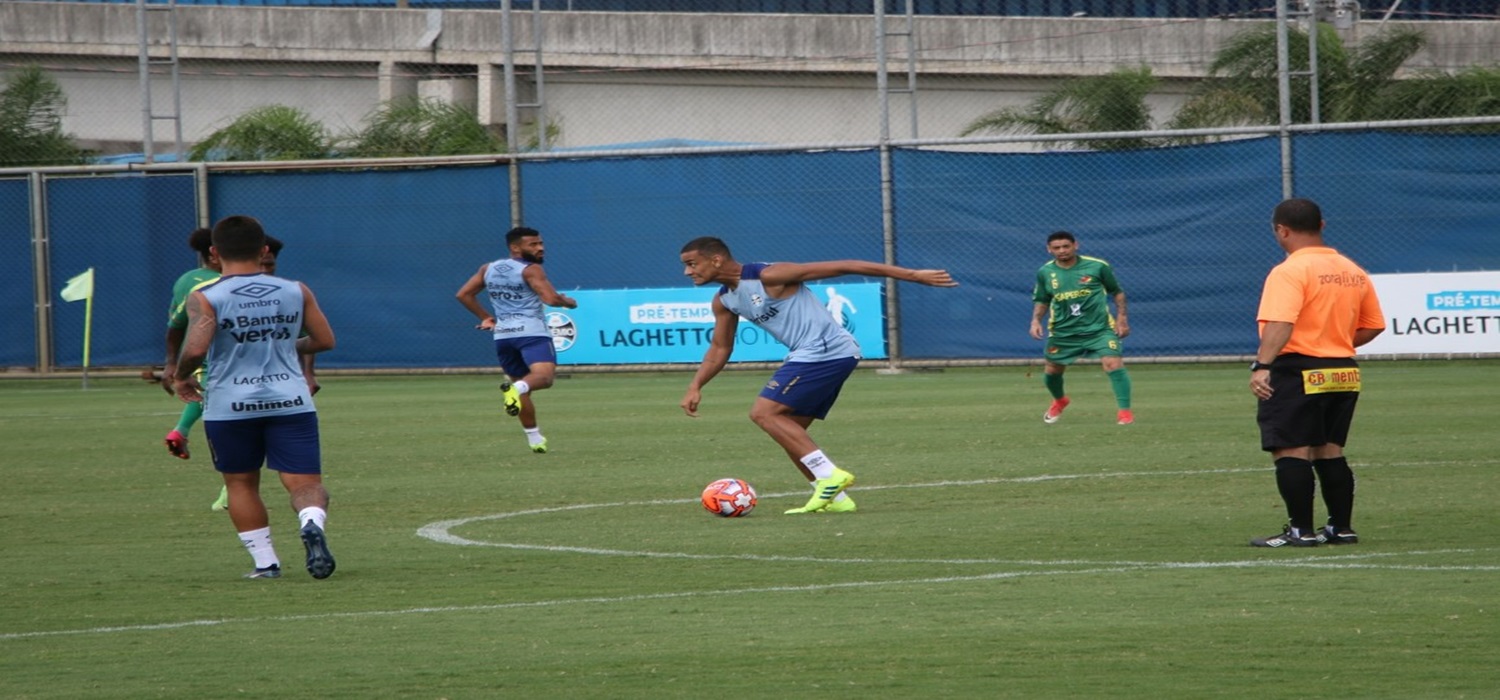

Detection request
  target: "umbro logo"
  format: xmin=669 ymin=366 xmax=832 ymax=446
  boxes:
xmin=231 ymin=282 xmax=280 ymax=299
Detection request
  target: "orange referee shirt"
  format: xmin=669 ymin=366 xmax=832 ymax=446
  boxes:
xmin=1257 ymin=247 xmax=1386 ymax=358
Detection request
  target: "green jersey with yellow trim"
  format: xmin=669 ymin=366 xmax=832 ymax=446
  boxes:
xmin=1033 ymin=255 xmax=1122 ymax=339
xmin=168 ymin=268 xmax=221 ymax=330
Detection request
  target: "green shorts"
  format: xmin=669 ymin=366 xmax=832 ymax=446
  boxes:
xmin=1043 ymin=333 xmax=1122 ymax=365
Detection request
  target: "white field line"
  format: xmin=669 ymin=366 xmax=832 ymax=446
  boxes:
xmin=6 ymin=554 xmax=1498 ymax=641
xmin=6 ymin=461 xmax=1495 ymax=642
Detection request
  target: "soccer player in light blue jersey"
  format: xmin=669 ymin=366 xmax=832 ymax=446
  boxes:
xmin=457 ymin=226 xmax=578 ymax=454
xmin=678 ymin=236 xmax=958 ymax=514
xmin=174 ymin=215 xmax=337 ymax=580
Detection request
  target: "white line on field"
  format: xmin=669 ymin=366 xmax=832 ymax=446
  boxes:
xmin=415 ymin=461 xmax=1488 ymax=561
xmin=6 ymin=462 xmax=1494 ymax=642
xmin=5 ymin=554 xmax=1497 ymax=641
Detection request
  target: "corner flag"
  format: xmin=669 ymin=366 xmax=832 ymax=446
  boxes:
xmin=59 ymin=268 xmax=96 ymax=389
xmin=60 ymin=268 xmax=94 ymax=302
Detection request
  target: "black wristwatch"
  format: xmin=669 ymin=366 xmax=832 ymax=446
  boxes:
xmin=1250 ymin=361 xmax=1273 ymax=372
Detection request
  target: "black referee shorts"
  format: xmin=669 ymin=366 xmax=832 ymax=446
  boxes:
xmin=1256 ymin=354 xmax=1363 ymax=452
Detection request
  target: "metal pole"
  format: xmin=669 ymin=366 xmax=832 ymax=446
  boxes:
xmin=167 ymin=0 xmax=184 ymax=160
xmin=136 ymin=0 xmax=154 ymax=163
xmin=502 ymin=0 xmax=523 ymax=225
xmin=1307 ymin=0 xmax=1321 ymax=126
xmin=874 ymin=0 xmax=904 ymax=370
xmin=1276 ymin=1 xmax=1295 ymax=198
xmin=195 ymin=162 xmax=211 ymax=228
xmin=904 ymin=0 xmax=918 ymax=139
xmin=531 ymin=0 xmax=548 ymax=152
xmin=29 ymin=172 xmax=52 ymax=374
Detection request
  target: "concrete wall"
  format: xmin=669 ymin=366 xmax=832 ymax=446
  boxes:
xmin=3 ymin=3 xmax=1496 ymax=152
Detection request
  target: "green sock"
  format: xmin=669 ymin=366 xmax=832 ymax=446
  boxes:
xmin=1107 ymin=368 xmax=1132 ymax=409
xmin=175 ymin=400 xmax=204 ymax=435
xmin=1043 ymin=373 xmax=1065 ymax=400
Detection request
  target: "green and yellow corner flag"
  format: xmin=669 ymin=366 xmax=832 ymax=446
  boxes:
xmin=60 ymin=268 xmax=94 ymax=302
xmin=59 ymin=268 xmax=96 ymax=387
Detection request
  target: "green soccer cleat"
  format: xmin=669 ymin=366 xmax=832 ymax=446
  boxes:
xmin=784 ymin=468 xmax=855 ymax=514
xmin=499 ymin=382 xmax=522 ymax=417
xmin=211 ymin=485 xmax=229 ymax=512
xmin=821 ymin=494 xmax=857 ymax=514
xmin=529 ymin=438 xmax=548 ymax=454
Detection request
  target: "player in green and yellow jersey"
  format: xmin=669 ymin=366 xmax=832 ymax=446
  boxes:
xmin=162 ymin=228 xmax=221 ymax=463
xmin=1029 ymin=231 xmax=1134 ymax=425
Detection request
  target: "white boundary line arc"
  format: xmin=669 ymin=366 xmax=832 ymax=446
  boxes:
xmin=9 ymin=462 xmax=1496 ymax=642
xmin=416 ymin=461 xmax=1490 ymax=563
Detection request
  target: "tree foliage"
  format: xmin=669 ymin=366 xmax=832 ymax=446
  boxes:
xmin=0 ymin=65 xmax=91 ymax=167
xmin=960 ymin=67 xmax=1162 ymax=150
xmin=188 ymin=104 xmax=332 ymax=161
xmin=961 ymin=24 xmax=1500 ymax=148
xmin=340 ymin=97 xmax=502 ymax=158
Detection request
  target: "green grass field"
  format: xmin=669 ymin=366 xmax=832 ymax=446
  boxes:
xmin=2 ymin=362 xmax=1496 ymax=699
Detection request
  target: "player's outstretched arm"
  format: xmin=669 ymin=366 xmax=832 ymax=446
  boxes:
xmin=759 ymin=260 xmax=958 ymax=288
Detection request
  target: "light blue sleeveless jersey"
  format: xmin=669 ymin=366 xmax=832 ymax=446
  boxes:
xmin=718 ymin=263 xmax=861 ymax=362
xmin=483 ymin=258 xmax=548 ymax=339
xmin=199 ymin=273 xmax=315 ymax=420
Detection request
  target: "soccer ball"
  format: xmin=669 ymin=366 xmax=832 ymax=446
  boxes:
xmin=701 ymin=478 xmax=757 ymax=517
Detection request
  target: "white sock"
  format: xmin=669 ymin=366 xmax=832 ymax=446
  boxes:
xmin=298 ymin=506 xmax=327 ymax=531
xmin=799 ymin=450 xmax=836 ymax=480
xmin=513 ymin=380 xmax=531 ymax=395
xmin=239 ymin=527 xmax=279 ymax=569
xmin=524 ymin=427 xmax=545 ymax=446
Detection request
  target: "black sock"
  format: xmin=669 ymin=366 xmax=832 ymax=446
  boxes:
xmin=1313 ymin=456 xmax=1356 ymax=531
xmin=1274 ymin=457 xmax=1317 ymax=533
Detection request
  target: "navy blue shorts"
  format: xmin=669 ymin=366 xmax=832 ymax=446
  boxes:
xmin=204 ymin=412 xmax=322 ymax=475
xmin=495 ymin=335 xmax=557 ymax=379
xmin=758 ymin=357 xmax=860 ymax=419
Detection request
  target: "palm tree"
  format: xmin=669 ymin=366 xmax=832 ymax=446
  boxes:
xmin=1366 ymin=65 xmax=1500 ymax=128
xmin=959 ymin=67 xmax=1162 ymax=150
xmin=959 ymin=24 xmax=1500 ymax=147
xmin=188 ymin=105 xmax=331 ymax=161
xmin=340 ymin=97 xmax=502 ymax=158
xmin=0 ymin=65 xmax=91 ymax=167
xmin=1167 ymin=24 xmax=1427 ymax=134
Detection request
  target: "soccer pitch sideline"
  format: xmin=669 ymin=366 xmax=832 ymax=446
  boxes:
xmin=1 ymin=362 xmax=1495 ymax=699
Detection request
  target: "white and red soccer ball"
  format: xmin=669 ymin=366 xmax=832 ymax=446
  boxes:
xmin=701 ymin=478 xmax=757 ymax=517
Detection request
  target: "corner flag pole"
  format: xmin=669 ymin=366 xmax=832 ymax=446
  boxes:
xmin=59 ymin=268 xmax=95 ymax=390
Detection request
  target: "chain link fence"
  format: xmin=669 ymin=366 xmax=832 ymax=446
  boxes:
xmin=3 ymin=3 xmax=1498 ymax=372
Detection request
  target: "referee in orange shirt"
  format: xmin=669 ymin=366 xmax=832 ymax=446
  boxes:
xmin=1248 ymin=198 xmax=1386 ymax=548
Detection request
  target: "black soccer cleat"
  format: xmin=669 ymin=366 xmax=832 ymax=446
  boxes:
xmin=244 ymin=564 xmax=282 ymax=580
xmin=300 ymin=522 xmax=337 ymax=579
xmin=1317 ymin=525 xmax=1359 ymax=545
xmin=1250 ymin=525 xmax=1319 ymax=548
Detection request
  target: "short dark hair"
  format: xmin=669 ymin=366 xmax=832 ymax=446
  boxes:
xmin=1047 ymin=231 xmax=1076 ymax=244
xmin=265 ymin=234 xmax=284 ymax=257
xmin=187 ymin=227 xmax=214 ymax=256
xmin=681 ymin=236 xmax=732 ymax=258
xmin=506 ymin=226 xmax=540 ymax=246
xmin=211 ymin=215 xmax=268 ymax=262
xmin=1273 ymin=198 xmax=1323 ymax=233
